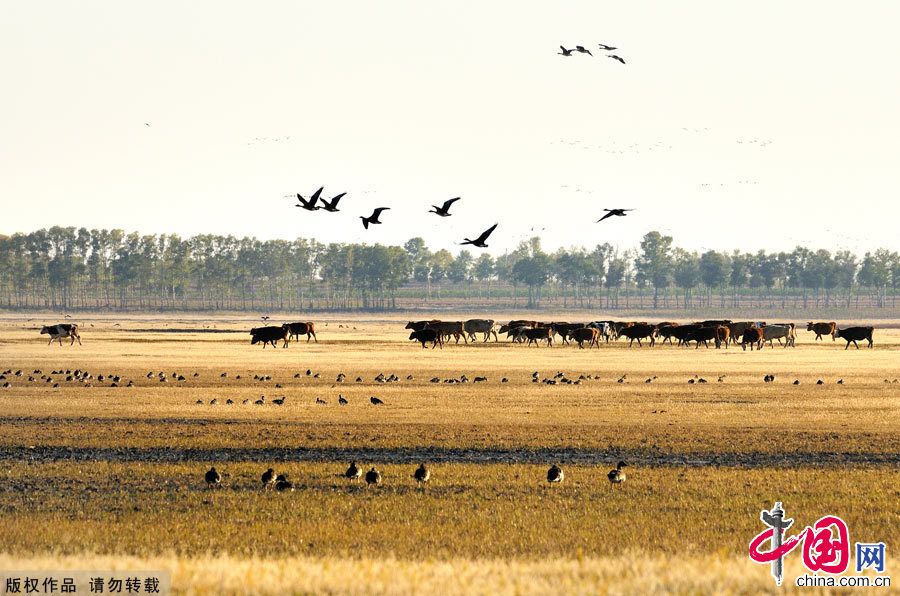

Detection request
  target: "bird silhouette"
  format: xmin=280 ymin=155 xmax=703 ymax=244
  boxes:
xmin=607 ymin=55 xmax=626 ymax=65
xmin=598 ymin=43 xmax=617 ymax=51
xmin=361 ymin=207 xmax=390 ymax=229
xmin=429 ymin=197 xmax=460 ymax=217
xmin=461 ymin=224 xmax=498 ymax=248
xmin=345 ymin=462 xmax=362 ymax=481
xmin=365 ymin=467 xmax=382 ymax=486
xmin=370 ymin=396 xmax=384 ymax=405
xmin=318 ymin=192 xmax=346 ymax=212
xmin=575 ymin=45 xmax=592 ymax=56
xmin=414 ymin=463 xmax=431 ymax=484
xmin=558 ymin=46 xmax=575 ymax=56
xmin=205 ymin=467 xmax=222 ymax=489
xmin=261 ymin=468 xmax=276 ymax=490
xmin=338 ymin=395 xmax=348 ymax=405
xmin=607 ymin=461 xmax=627 ymax=484
xmin=596 ymin=209 xmax=633 ymax=222
xmin=274 ymin=474 xmax=294 ymax=492
xmin=547 ymin=464 xmax=564 ymax=483
xmin=296 ymin=187 xmax=323 ymax=211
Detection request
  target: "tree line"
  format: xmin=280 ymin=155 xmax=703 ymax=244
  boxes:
xmin=0 ymin=227 xmax=898 ymax=312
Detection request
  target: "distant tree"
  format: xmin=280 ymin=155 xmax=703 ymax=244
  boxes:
xmin=699 ymin=250 xmax=730 ymax=307
xmin=635 ymin=231 xmax=673 ymax=308
xmin=672 ymin=249 xmax=701 ymax=308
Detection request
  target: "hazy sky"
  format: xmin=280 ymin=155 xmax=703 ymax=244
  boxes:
xmin=2 ymin=1 xmax=899 ymax=256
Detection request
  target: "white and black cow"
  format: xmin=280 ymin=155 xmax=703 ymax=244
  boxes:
xmin=41 ymin=323 xmax=82 ymax=346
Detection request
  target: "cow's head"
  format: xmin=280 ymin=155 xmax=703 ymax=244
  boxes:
xmin=408 ymin=331 xmax=418 ymax=340
xmin=806 ymin=322 xmax=815 ymax=331
xmin=40 ymin=326 xmax=50 ymax=334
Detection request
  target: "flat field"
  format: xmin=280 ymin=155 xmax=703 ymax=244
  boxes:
xmin=0 ymin=313 xmax=897 ymax=594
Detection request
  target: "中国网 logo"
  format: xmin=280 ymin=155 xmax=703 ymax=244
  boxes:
xmin=749 ymin=501 xmax=888 ymax=587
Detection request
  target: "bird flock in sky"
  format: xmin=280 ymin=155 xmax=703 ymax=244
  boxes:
xmin=559 ymin=41 xmax=626 ymax=65
xmin=289 ymin=186 xmax=633 ymax=249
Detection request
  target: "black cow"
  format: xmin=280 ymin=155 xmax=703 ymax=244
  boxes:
xmin=619 ymin=323 xmax=656 ymax=347
xmin=409 ymin=329 xmax=443 ymax=349
xmin=522 ymin=327 xmax=554 ymax=347
xmin=835 ymin=326 xmax=874 ymax=350
xmin=40 ymin=323 xmax=82 ymax=346
xmin=684 ymin=326 xmax=719 ymax=349
xmin=250 ymin=326 xmax=289 ymax=348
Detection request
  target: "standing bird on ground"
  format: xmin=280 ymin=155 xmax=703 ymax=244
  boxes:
xmin=607 ymin=461 xmax=628 ymax=484
xmin=596 ymin=209 xmax=634 ymax=222
xmin=261 ymin=468 xmax=276 ymax=490
xmin=607 ymin=55 xmax=626 ymax=65
xmin=558 ymin=46 xmax=575 ymax=56
xmin=429 ymin=197 xmax=460 ymax=217
xmin=598 ymin=43 xmax=617 ymax=51
xmin=338 ymin=394 xmax=348 ymax=405
xmin=414 ymin=463 xmax=431 ymax=484
xmin=205 ymin=467 xmax=222 ymax=489
xmin=275 ymin=474 xmax=294 ymax=491
xmin=345 ymin=462 xmax=362 ymax=481
xmin=547 ymin=464 xmax=564 ymax=483
xmin=461 ymin=223 xmax=498 ymax=248
xmin=318 ymin=192 xmax=346 ymax=212
xmin=365 ymin=467 xmax=382 ymax=486
xmin=575 ymin=45 xmax=593 ymax=56
xmin=360 ymin=207 xmax=390 ymax=229
xmin=370 ymin=396 xmax=384 ymax=405
xmin=296 ymin=187 xmax=323 ymax=211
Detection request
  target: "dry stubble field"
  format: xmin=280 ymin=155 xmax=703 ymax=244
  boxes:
xmin=0 ymin=313 xmax=898 ymax=594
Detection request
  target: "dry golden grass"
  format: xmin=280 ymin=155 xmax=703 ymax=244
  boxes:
xmin=0 ymin=313 xmax=898 ymax=593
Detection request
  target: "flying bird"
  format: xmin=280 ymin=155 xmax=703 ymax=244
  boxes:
xmin=607 ymin=55 xmax=626 ymax=65
xmin=461 ymin=223 xmax=498 ymax=248
xmin=575 ymin=45 xmax=592 ymax=56
xmin=597 ymin=43 xmax=617 ymax=51
xmin=596 ymin=209 xmax=633 ymax=223
xmin=360 ymin=208 xmax=390 ymax=229
xmin=295 ymin=187 xmax=324 ymax=211
xmin=318 ymin=192 xmax=346 ymax=212
xmin=429 ymin=197 xmax=460 ymax=217
xmin=558 ymin=46 xmax=575 ymax=56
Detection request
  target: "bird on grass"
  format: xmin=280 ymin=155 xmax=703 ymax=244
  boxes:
xmin=275 ymin=474 xmax=294 ymax=492
xmin=365 ymin=467 xmax=382 ymax=486
xmin=370 ymin=396 xmax=384 ymax=405
xmin=360 ymin=207 xmax=390 ymax=229
xmin=338 ymin=395 xmax=348 ymax=405
xmin=461 ymin=223 xmax=498 ymax=248
xmin=429 ymin=197 xmax=460 ymax=217
xmin=414 ymin=464 xmax=431 ymax=484
xmin=296 ymin=187 xmax=323 ymax=211
xmin=607 ymin=461 xmax=628 ymax=484
xmin=261 ymin=468 xmax=276 ymax=490
xmin=596 ymin=208 xmax=633 ymax=222
xmin=318 ymin=192 xmax=346 ymax=212
xmin=547 ymin=464 xmax=564 ymax=483
xmin=205 ymin=467 xmax=222 ymax=489
xmin=345 ymin=462 xmax=362 ymax=481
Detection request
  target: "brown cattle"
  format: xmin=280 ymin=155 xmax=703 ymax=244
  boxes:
xmin=727 ymin=322 xmax=761 ymax=345
xmin=425 ymin=321 xmax=467 ymax=344
xmin=716 ymin=325 xmax=730 ymax=348
xmin=282 ymin=322 xmax=317 ymax=343
xmin=464 ymin=319 xmax=498 ymax=342
xmin=807 ymin=321 xmax=837 ymax=341
xmin=741 ymin=327 xmax=764 ymax=351
xmin=570 ymin=327 xmax=600 ymax=349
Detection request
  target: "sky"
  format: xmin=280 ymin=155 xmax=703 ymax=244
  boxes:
xmin=2 ymin=1 xmax=899 ymax=257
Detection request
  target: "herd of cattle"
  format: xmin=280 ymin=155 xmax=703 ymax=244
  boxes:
xmin=405 ymin=319 xmax=876 ymax=350
xmin=36 ymin=319 xmax=876 ymax=351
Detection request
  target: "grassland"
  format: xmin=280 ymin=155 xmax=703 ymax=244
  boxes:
xmin=0 ymin=313 xmax=898 ymax=594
